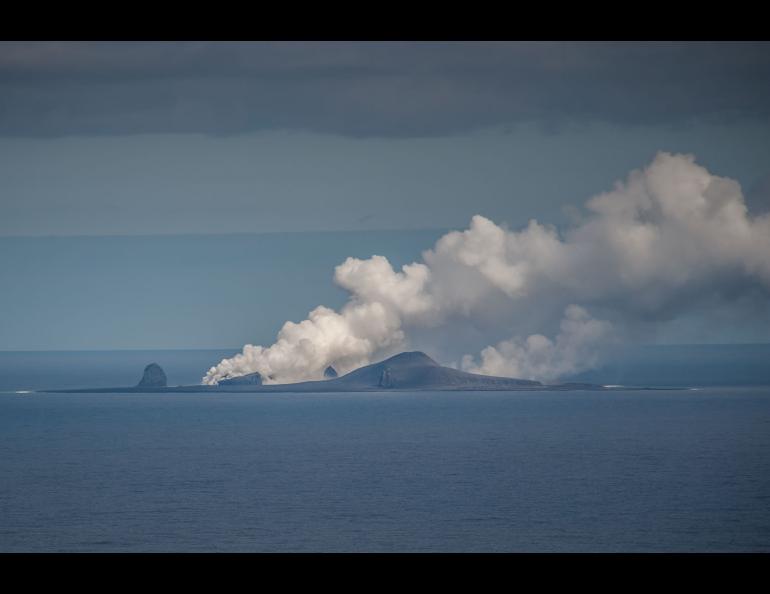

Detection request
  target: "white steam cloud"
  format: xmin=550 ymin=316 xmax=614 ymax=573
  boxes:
xmin=460 ymin=305 xmax=614 ymax=382
xmin=204 ymin=152 xmax=770 ymax=385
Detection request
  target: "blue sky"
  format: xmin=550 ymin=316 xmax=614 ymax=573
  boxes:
xmin=1 ymin=41 xmax=769 ymax=351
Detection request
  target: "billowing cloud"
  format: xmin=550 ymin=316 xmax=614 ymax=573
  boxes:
xmin=204 ymin=152 xmax=770 ymax=384
xmin=460 ymin=305 xmax=614 ymax=382
xmin=1 ymin=41 xmax=769 ymax=137
xmin=203 ymin=303 xmax=405 ymax=384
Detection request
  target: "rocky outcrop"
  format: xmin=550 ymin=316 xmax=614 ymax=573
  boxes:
xmin=324 ymin=366 xmax=338 ymax=378
xmin=137 ymin=363 xmax=167 ymax=388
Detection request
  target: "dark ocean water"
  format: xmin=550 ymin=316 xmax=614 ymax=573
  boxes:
xmin=1 ymin=350 xmax=770 ymax=552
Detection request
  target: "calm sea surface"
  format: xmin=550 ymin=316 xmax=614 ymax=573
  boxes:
xmin=1 ymin=351 xmax=770 ymax=552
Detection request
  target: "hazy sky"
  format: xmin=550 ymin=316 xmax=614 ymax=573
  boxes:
xmin=1 ymin=41 xmax=769 ymax=351
xmin=2 ymin=41 xmax=770 ymax=137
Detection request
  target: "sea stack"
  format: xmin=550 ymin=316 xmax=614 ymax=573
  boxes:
xmin=137 ymin=363 xmax=167 ymax=388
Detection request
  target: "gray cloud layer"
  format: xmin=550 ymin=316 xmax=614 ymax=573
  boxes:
xmin=2 ymin=41 xmax=769 ymax=137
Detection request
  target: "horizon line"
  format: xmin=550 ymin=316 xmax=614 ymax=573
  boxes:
xmin=3 ymin=343 xmax=770 ymax=354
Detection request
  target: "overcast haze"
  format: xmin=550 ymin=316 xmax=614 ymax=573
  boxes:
xmin=0 ymin=41 xmax=768 ymax=358
xmin=2 ymin=41 xmax=770 ymax=137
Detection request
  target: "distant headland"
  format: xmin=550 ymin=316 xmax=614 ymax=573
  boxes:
xmin=43 ymin=351 xmax=609 ymax=393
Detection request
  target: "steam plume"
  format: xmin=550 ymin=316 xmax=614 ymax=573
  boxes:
xmin=460 ymin=305 xmax=614 ymax=382
xmin=204 ymin=152 xmax=770 ymax=385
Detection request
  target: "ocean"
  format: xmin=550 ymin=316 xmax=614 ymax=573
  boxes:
xmin=1 ymin=349 xmax=770 ymax=552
